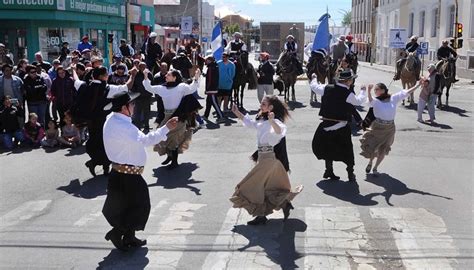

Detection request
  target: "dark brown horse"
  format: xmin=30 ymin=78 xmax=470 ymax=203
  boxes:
xmin=277 ymin=52 xmax=298 ymax=102
xmin=436 ymin=57 xmax=455 ymax=108
xmin=306 ymin=52 xmax=328 ymax=103
xmin=232 ymin=51 xmax=256 ymax=109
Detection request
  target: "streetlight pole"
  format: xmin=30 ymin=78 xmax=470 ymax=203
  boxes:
xmin=454 ymin=0 xmax=458 ymax=52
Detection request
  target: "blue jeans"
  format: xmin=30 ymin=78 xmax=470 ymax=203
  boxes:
xmin=2 ymin=131 xmax=24 ymax=149
xmin=28 ymin=103 xmax=47 ymax=127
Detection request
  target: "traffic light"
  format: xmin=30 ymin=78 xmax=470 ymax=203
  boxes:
xmin=457 ymin=39 xmax=463 ymax=49
xmin=449 ymin=38 xmax=456 ymax=49
xmin=456 ymin=23 xmax=463 ymax=38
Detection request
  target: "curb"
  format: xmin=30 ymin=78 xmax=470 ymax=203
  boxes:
xmin=359 ymin=62 xmax=395 ymax=75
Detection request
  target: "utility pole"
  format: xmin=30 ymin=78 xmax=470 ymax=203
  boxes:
xmin=454 ymin=0 xmax=458 ymax=51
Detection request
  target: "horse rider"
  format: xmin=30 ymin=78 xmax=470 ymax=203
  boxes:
xmin=225 ymin=32 xmax=247 ymax=60
xmin=345 ymin=34 xmax=354 ymax=52
xmin=185 ymin=36 xmax=202 ymax=56
xmin=330 ymin=35 xmax=349 ymax=66
xmin=119 ymin=39 xmax=135 ymax=59
xmin=436 ymin=39 xmax=458 ymax=82
xmin=283 ymin=35 xmax=304 ymax=75
xmin=393 ymin=35 xmax=421 ymax=81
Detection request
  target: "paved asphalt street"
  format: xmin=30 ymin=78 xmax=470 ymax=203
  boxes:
xmin=0 ymin=59 xmax=473 ymax=269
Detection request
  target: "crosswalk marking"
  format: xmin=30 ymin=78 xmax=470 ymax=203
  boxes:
xmin=0 ymin=200 xmax=52 ymax=230
xmin=147 ymin=202 xmax=206 ymax=268
xmin=202 ymin=207 xmax=285 ymax=269
xmin=370 ymin=208 xmax=458 ymax=270
xmin=304 ymin=206 xmax=377 ymax=270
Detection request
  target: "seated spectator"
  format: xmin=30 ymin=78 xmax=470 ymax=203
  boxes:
xmin=58 ymin=112 xmax=80 ymax=148
xmin=23 ymin=112 xmax=45 ymax=148
xmin=0 ymin=96 xmax=24 ymax=150
xmin=41 ymin=119 xmax=59 ymax=148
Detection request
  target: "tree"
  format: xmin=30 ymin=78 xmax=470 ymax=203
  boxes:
xmin=340 ymin=10 xmax=351 ymax=27
xmin=224 ymin=23 xmax=241 ymax=35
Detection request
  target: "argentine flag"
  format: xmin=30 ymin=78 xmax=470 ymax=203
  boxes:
xmin=211 ymin=22 xmax=223 ymax=61
xmin=312 ymin=13 xmax=331 ymax=52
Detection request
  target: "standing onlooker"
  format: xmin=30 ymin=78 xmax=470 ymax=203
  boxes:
xmin=152 ymin=63 xmax=168 ymax=124
xmin=32 ymin=52 xmax=52 ymax=72
xmin=417 ymin=64 xmax=441 ymax=124
xmin=143 ymin=32 xmax=163 ymax=70
xmin=23 ymin=112 xmax=45 ymax=148
xmin=217 ymin=52 xmax=235 ymax=112
xmin=109 ymin=54 xmax=129 ymax=75
xmin=23 ymin=65 xmax=48 ymax=127
xmin=15 ymin=59 xmax=29 ymax=80
xmin=36 ymin=64 xmax=54 ymax=123
xmin=59 ymin=42 xmax=70 ymax=63
xmin=119 ymin=39 xmax=135 ymax=58
xmin=48 ymin=59 xmax=61 ymax=81
xmin=203 ymin=55 xmax=224 ymax=122
xmin=0 ymin=64 xmax=24 ymax=108
xmin=161 ymin=48 xmax=176 ymax=68
xmin=131 ymin=62 xmax=153 ymax=133
xmin=41 ymin=120 xmax=59 ymax=148
xmin=171 ymin=50 xmax=193 ymax=80
xmin=256 ymin=52 xmax=275 ymax=102
xmin=51 ymin=66 xmax=76 ymax=125
xmin=77 ymin=36 xmax=93 ymax=52
xmin=107 ymin=64 xmax=129 ymax=85
xmin=0 ymin=96 xmax=24 ymax=150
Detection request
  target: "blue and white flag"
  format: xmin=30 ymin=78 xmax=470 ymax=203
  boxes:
xmin=312 ymin=13 xmax=331 ymax=52
xmin=211 ymin=22 xmax=223 ymax=61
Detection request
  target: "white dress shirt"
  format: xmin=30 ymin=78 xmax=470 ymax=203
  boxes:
xmin=242 ymin=114 xmax=287 ymax=147
xmin=142 ymin=79 xmax=198 ymax=110
xmin=371 ymin=90 xmax=408 ymax=121
xmin=103 ymin=112 xmax=170 ymax=166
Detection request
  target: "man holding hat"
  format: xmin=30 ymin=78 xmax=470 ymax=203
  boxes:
xmin=77 ymin=36 xmax=93 ymax=52
xmin=330 ymin=35 xmax=349 ymax=64
xmin=102 ymin=91 xmax=178 ymax=251
xmin=256 ymin=52 xmax=275 ymax=102
xmin=310 ymin=69 xmax=367 ymax=182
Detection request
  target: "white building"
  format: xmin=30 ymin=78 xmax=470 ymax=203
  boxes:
xmin=376 ymin=0 xmax=473 ymax=78
xmin=201 ymin=1 xmax=215 ymax=53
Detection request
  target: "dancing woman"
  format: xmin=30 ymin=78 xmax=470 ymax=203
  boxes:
xmin=230 ymin=96 xmax=303 ymax=225
xmin=142 ymin=69 xmax=202 ymax=169
xmin=360 ymin=81 xmax=420 ymax=174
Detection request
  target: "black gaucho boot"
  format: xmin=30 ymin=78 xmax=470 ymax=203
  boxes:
xmin=247 ymin=216 xmax=268 ymax=225
xmin=167 ymin=150 xmax=179 ymax=170
xmin=85 ymin=160 xmax=96 ymax=177
xmin=123 ymin=230 xmax=147 ymax=247
xmin=347 ymin=165 xmax=356 ymax=182
xmin=161 ymin=151 xmax=173 ymax=165
xmin=105 ymin=227 xmax=129 ymax=251
xmin=323 ymin=160 xmax=340 ymax=180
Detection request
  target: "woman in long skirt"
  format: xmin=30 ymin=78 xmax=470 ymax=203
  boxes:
xmin=360 ymin=81 xmax=420 ymax=174
xmin=143 ymin=69 xmax=202 ymax=169
xmin=230 ymin=96 xmax=303 ymax=225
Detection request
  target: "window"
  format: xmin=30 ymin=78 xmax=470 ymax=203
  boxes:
xmin=38 ymin=28 xmax=80 ymax=62
xmin=419 ymin=11 xmax=425 ymax=37
xmin=447 ymin=5 xmax=455 ymax=37
xmin=431 ymin=8 xmax=438 ymax=37
xmin=408 ymin=12 xmax=414 ymax=37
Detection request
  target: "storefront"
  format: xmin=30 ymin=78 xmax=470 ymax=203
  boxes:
xmin=127 ymin=3 xmax=155 ymax=52
xmin=0 ymin=0 xmax=127 ymax=66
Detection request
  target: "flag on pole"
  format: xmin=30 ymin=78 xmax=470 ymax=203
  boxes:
xmin=312 ymin=13 xmax=331 ymax=52
xmin=211 ymin=22 xmax=223 ymax=61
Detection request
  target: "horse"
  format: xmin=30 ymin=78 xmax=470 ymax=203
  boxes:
xmin=400 ymin=52 xmax=418 ymax=106
xmin=232 ymin=51 xmax=255 ymax=109
xmin=276 ymin=52 xmax=298 ymax=102
xmin=345 ymin=51 xmax=359 ymax=74
xmin=306 ymin=52 xmax=328 ymax=103
xmin=436 ymin=57 xmax=455 ymax=108
xmin=189 ymin=48 xmax=204 ymax=78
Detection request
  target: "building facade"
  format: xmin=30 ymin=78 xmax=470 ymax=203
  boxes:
xmin=0 ymin=0 xmax=127 ymax=66
xmin=351 ymin=0 xmax=378 ymax=62
xmin=127 ymin=0 xmax=155 ymax=52
xmin=374 ymin=0 xmax=473 ymax=78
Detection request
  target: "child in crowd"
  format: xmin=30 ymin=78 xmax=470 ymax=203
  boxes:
xmin=59 ymin=113 xmax=81 ymax=148
xmin=41 ymin=120 xmax=59 ymax=148
xmin=23 ymin=113 xmax=45 ymax=148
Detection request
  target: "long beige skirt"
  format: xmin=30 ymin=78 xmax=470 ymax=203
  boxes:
xmin=153 ymin=112 xmax=193 ymax=156
xmin=229 ymin=152 xmax=303 ymax=217
xmin=360 ymin=120 xmax=396 ymax=158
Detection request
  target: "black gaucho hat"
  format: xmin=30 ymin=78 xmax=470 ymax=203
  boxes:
xmin=104 ymin=91 xmax=140 ymax=111
xmin=335 ymin=69 xmax=358 ymax=81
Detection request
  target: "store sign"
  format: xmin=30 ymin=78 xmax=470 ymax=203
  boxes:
xmin=181 ymin=17 xmax=193 ymax=35
xmin=0 ymin=0 xmax=125 ymax=17
xmin=389 ymin=28 xmax=407 ymax=49
xmin=128 ymin=4 xmax=141 ymax=24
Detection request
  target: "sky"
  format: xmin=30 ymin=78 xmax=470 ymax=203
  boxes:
xmin=206 ymin=0 xmax=352 ymax=26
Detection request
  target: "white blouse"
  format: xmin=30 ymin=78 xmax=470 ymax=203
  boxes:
xmin=242 ymin=114 xmax=287 ymax=147
xmin=310 ymin=79 xmax=367 ymax=106
xmin=371 ymin=90 xmax=408 ymax=121
xmin=143 ymin=79 xmax=198 ymax=110
xmin=103 ymin=112 xmax=169 ymax=166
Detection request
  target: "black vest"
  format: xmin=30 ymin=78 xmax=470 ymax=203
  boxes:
xmin=319 ymin=84 xmax=353 ymax=121
xmin=231 ymin=41 xmax=244 ymax=52
xmin=286 ymin=41 xmax=296 ymax=51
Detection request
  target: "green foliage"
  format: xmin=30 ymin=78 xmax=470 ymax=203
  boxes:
xmin=340 ymin=10 xmax=351 ymax=27
xmin=224 ymin=24 xmax=241 ymax=35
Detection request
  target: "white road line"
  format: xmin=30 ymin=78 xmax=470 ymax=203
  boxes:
xmin=147 ymin=202 xmax=206 ymax=268
xmin=73 ymin=210 xmax=102 ymax=227
xmin=370 ymin=208 xmax=458 ymax=270
xmin=202 ymin=208 xmax=285 ymax=269
xmin=0 ymin=200 xmax=52 ymax=230
xmin=304 ymin=207 xmax=377 ymax=270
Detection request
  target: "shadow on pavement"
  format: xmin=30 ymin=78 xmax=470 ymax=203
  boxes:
xmin=316 ymin=180 xmax=379 ymax=206
xmin=150 ymin=162 xmax=203 ymax=195
xmin=232 ymin=218 xmax=307 ymax=270
xmin=365 ymin=173 xmax=453 ymax=206
xmin=65 ymin=145 xmax=87 ymax=156
xmin=287 ymin=101 xmax=306 ymax=111
xmin=97 ymin=247 xmax=149 ymax=269
xmin=439 ymin=105 xmax=469 ymax=117
xmin=57 ymin=177 xmax=107 ymax=199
